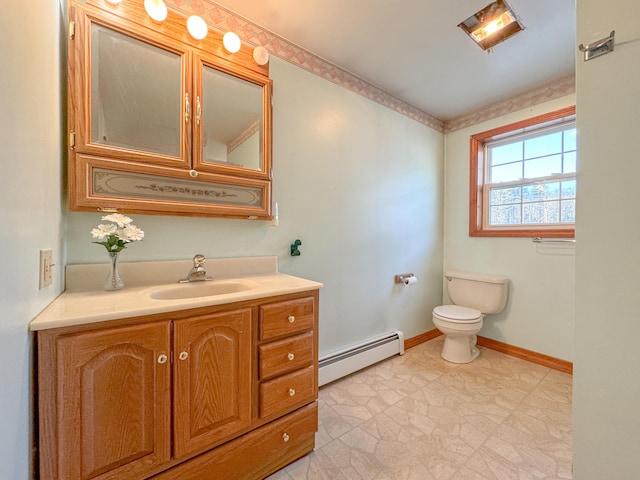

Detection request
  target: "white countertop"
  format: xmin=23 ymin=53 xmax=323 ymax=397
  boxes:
xmin=30 ymin=256 xmax=322 ymax=331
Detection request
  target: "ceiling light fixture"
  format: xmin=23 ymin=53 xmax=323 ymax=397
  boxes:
xmin=223 ymin=32 xmax=241 ymax=53
xmin=458 ymin=0 xmax=524 ymax=51
xmin=105 ymin=0 xmax=122 ymax=4
xmin=187 ymin=15 xmax=208 ymax=40
xmin=144 ymin=0 xmax=168 ymax=22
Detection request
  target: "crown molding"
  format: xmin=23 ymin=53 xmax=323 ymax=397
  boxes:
xmin=444 ymin=75 xmax=576 ymax=133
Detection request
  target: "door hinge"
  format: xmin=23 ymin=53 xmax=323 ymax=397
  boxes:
xmin=69 ymin=21 xmax=75 ymax=40
xmin=69 ymin=130 xmax=76 ymax=148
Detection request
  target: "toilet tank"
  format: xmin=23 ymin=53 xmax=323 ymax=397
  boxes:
xmin=445 ymin=270 xmax=509 ymax=314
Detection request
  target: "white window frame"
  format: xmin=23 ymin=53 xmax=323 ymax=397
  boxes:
xmin=482 ymin=121 xmax=576 ymax=230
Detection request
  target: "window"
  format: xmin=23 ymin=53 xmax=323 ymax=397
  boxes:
xmin=469 ymin=106 xmax=576 ymax=238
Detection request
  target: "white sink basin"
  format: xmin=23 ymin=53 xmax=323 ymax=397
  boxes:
xmin=148 ymin=280 xmax=254 ymax=300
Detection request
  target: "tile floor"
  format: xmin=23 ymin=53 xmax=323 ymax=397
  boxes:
xmin=267 ymin=336 xmax=572 ymax=480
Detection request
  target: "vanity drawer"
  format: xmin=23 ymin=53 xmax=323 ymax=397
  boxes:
xmin=151 ymin=402 xmax=318 ymax=480
xmin=260 ymin=297 xmax=315 ymax=340
xmin=260 ymin=365 xmax=316 ymax=418
xmin=259 ymin=331 xmax=314 ymax=380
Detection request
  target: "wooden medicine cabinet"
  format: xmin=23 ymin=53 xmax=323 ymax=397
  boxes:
xmin=67 ymin=0 xmax=273 ymax=218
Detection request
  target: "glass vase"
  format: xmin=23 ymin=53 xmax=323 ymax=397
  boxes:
xmin=104 ymin=251 xmax=124 ymax=291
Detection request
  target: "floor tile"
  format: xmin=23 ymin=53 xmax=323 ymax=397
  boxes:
xmin=267 ymin=337 xmax=572 ymax=480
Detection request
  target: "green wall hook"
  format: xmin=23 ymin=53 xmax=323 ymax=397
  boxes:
xmin=290 ymin=239 xmax=302 ymax=256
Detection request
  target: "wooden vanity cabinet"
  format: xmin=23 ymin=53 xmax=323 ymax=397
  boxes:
xmin=36 ymin=291 xmax=319 ymax=480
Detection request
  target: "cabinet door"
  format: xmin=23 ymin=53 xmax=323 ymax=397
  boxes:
xmin=56 ymin=322 xmax=171 ymax=480
xmin=173 ymin=309 xmax=252 ymax=457
xmin=192 ymin=54 xmax=273 ymax=180
xmin=70 ymin=3 xmax=191 ymax=168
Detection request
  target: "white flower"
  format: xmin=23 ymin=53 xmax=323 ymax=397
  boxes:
xmin=101 ymin=213 xmax=133 ymax=228
xmin=90 ymin=223 xmax=117 ymax=240
xmin=91 ymin=215 xmax=144 ymax=253
xmin=120 ymin=224 xmax=145 ymax=242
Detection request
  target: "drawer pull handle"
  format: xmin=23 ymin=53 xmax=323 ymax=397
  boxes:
xmin=288 ymin=315 xmax=295 ymax=323
xmin=157 ymin=354 xmax=168 ymax=364
xmin=179 ymin=351 xmax=189 ymax=361
xmin=282 ymin=432 xmax=290 ymax=442
xmin=288 ymin=388 xmax=296 ymax=397
xmin=287 ymin=352 xmax=295 ymax=361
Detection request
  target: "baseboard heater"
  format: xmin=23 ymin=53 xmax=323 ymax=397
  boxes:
xmin=318 ymin=330 xmax=404 ymax=386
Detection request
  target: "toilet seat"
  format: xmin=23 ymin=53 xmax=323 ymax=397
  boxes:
xmin=433 ymin=305 xmax=482 ymax=323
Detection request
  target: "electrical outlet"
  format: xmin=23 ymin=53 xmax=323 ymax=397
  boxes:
xmin=39 ymin=249 xmax=54 ymax=289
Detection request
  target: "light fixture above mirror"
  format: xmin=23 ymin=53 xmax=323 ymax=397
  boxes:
xmin=187 ymin=15 xmax=208 ymax=40
xmin=103 ymin=1 xmax=270 ymax=67
xmin=144 ymin=0 xmax=167 ymax=22
xmin=223 ymin=32 xmax=241 ymax=53
xmin=253 ymin=46 xmax=270 ymax=66
xmin=458 ymin=0 xmax=524 ymax=51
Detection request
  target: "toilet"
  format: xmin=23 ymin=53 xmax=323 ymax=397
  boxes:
xmin=432 ymin=270 xmax=509 ymax=363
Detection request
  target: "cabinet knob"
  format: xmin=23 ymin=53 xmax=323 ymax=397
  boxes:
xmin=282 ymin=433 xmax=290 ymax=442
xmin=179 ymin=351 xmax=189 ymax=361
xmin=288 ymin=388 xmax=296 ymax=397
xmin=287 ymin=352 xmax=295 ymax=361
xmin=288 ymin=315 xmax=295 ymax=323
xmin=157 ymin=354 xmax=168 ymax=364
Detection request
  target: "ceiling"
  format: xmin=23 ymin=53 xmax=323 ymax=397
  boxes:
xmin=210 ymin=0 xmax=576 ymax=121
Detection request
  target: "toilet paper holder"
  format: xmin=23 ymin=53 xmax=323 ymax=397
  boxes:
xmin=395 ymin=273 xmax=415 ymax=284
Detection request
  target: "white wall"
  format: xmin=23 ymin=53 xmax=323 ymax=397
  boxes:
xmin=444 ymin=95 xmax=576 ymax=361
xmin=0 ymin=1 xmax=65 ymax=478
xmin=573 ymin=0 xmax=640 ymax=477
xmin=65 ymin=56 xmax=445 ymax=355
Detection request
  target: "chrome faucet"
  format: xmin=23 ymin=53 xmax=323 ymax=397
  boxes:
xmin=179 ymin=254 xmax=212 ymax=283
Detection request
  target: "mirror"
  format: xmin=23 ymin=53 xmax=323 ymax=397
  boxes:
xmin=90 ymin=24 xmax=183 ymax=158
xmin=201 ymin=65 xmax=264 ymax=172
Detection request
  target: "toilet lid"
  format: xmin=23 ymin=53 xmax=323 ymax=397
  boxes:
xmin=433 ymin=305 xmax=482 ymax=322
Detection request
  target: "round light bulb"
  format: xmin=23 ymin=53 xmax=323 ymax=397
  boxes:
xmin=223 ymin=32 xmax=241 ymax=53
xmin=187 ymin=16 xmax=208 ymax=40
xmin=144 ymin=0 xmax=168 ymax=22
xmin=252 ymin=46 xmax=270 ymax=65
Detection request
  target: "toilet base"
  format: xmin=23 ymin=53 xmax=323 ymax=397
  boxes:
xmin=441 ymin=334 xmax=479 ymax=364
